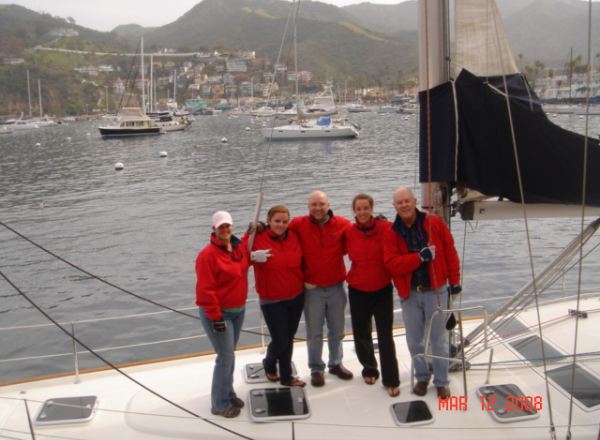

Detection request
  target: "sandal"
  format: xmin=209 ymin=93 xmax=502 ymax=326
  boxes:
xmin=363 ymin=376 xmax=377 ymax=385
xmin=386 ymin=387 xmax=400 ymax=397
xmin=283 ymin=377 xmax=306 ymax=387
xmin=265 ymin=371 xmax=280 ymax=382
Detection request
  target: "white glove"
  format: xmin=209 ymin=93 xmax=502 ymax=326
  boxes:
xmin=251 ymin=249 xmax=272 ymax=263
xmin=429 ymin=245 xmax=436 ymax=260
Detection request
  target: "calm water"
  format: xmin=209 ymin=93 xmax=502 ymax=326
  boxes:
xmin=1 ymin=111 xmax=599 ymax=382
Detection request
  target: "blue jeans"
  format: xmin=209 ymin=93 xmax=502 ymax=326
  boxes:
xmin=303 ymin=283 xmax=347 ymax=373
xmin=401 ymin=286 xmax=449 ymax=387
xmin=198 ymin=307 xmax=245 ymax=412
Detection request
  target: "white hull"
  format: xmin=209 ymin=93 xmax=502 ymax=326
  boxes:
xmin=262 ymin=122 xmax=359 ymax=140
xmin=1 ymin=295 xmax=598 ymax=440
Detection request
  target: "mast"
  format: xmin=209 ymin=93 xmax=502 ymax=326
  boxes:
xmin=37 ymin=79 xmax=43 ymax=118
xmin=26 ymin=70 xmax=32 ymax=118
xmin=568 ymin=46 xmax=573 ymax=102
xmin=418 ymin=0 xmax=450 ymax=222
xmin=293 ymin=1 xmax=300 ymax=114
xmin=150 ymin=54 xmax=154 ymax=112
xmin=141 ymin=37 xmax=146 ymax=112
xmin=173 ymin=68 xmax=177 ymax=103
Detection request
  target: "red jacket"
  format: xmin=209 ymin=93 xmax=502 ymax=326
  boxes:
xmin=345 ymin=217 xmax=392 ymax=292
xmin=244 ymin=229 xmax=304 ymax=301
xmin=383 ymin=213 xmax=460 ymax=298
xmin=289 ymin=212 xmax=350 ymax=287
xmin=195 ymin=234 xmax=250 ymax=320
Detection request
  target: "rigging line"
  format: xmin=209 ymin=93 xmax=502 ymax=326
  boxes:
xmin=462 ymin=220 xmax=600 ymax=357
xmin=491 ymin=9 xmax=557 ymax=439
xmin=0 ymin=221 xmax=276 ymax=341
xmin=567 ymin=1 xmax=594 ymax=437
xmin=261 ymin=0 xmax=297 ymax=144
xmin=0 ymin=427 xmax=92 ymax=440
xmin=24 ymin=399 xmax=36 ymax=440
xmin=119 ymin=39 xmax=141 ymax=110
xmin=0 ymin=220 xmax=200 ymax=322
xmin=0 ymin=269 xmax=255 ymax=440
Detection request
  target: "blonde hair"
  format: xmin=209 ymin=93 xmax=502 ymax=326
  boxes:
xmin=267 ymin=204 xmax=291 ymax=222
xmin=352 ymin=193 xmax=374 ymax=210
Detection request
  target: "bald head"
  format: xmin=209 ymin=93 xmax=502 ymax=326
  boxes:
xmin=393 ymin=187 xmax=415 ymax=203
xmin=393 ymin=187 xmax=417 ymax=225
xmin=308 ymin=190 xmax=330 ymax=223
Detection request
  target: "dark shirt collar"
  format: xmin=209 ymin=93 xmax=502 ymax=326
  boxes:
xmin=392 ymin=209 xmax=426 ymax=237
xmin=310 ymin=208 xmax=334 ymax=225
xmin=210 ymin=233 xmax=241 ymax=251
xmin=267 ymin=228 xmax=288 ymax=240
xmin=355 ymin=216 xmax=376 ymax=231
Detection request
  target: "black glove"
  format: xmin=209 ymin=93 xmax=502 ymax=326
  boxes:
xmin=212 ymin=318 xmax=226 ymax=333
xmin=419 ymin=247 xmax=434 ymax=262
xmin=247 ymin=221 xmax=266 ymax=233
xmin=449 ymin=284 xmax=462 ymax=295
xmin=375 ymin=213 xmax=388 ymax=221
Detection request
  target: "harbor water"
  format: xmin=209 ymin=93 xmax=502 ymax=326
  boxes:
xmin=1 ymin=111 xmax=599 ymax=383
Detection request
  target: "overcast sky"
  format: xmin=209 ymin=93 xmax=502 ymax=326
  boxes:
xmin=0 ymin=0 xmax=406 ymax=32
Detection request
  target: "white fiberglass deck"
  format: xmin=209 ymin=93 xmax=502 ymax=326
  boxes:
xmin=0 ymin=295 xmax=598 ymax=440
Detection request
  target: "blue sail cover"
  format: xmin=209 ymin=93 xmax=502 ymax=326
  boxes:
xmin=317 ymin=117 xmax=331 ymax=126
xmin=419 ymin=69 xmax=600 ymax=206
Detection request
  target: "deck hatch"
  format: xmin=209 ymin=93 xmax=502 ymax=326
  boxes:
xmin=244 ymin=362 xmax=297 ymax=383
xmin=476 ymin=384 xmax=540 ymax=423
xmin=248 ymin=387 xmax=310 ymax=422
xmin=35 ymin=395 xmax=98 ymax=426
xmin=547 ymin=364 xmax=600 ymax=408
xmin=509 ymin=335 xmax=568 ymax=366
xmin=390 ymin=400 xmax=434 ymax=426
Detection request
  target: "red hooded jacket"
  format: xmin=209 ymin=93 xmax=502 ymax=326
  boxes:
xmin=244 ymin=229 xmax=304 ymax=301
xmin=383 ymin=212 xmax=460 ymax=298
xmin=345 ymin=217 xmax=392 ymax=292
xmin=195 ymin=234 xmax=250 ymax=320
xmin=288 ymin=212 xmax=350 ymax=287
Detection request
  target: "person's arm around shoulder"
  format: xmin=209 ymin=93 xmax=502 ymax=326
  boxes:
xmin=287 ymin=216 xmax=301 ymax=234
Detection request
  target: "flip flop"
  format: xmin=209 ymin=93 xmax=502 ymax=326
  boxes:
xmin=386 ymin=387 xmax=400 ymax=397
xmin=363 ymin=376 xmax=377 ymax=385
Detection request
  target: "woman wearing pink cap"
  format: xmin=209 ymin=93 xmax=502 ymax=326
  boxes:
xmin=195 ymin=210 xmax=250 ymax=418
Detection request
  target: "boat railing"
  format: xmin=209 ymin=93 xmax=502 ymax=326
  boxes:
xmin=412 ymin=305 xmax=490 ymax=400
xmin=0 ymin=282 xmax=581 ymax=385
xmin=0 ymin=299 xmax=267 ymax=384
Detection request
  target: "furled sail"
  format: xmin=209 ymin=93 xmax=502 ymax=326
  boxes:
xmin=419 ymin=0 xmax=600 ymax=208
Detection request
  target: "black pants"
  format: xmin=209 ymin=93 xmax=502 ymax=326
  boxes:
xmin=349 ymin=283 xmax=400 ymax=387
xmin=260 ymin=292 xmax=305 ymax=384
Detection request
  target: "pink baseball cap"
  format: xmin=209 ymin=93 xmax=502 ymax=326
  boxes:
xmin=211 ymin=211 xmax=233 ymax=228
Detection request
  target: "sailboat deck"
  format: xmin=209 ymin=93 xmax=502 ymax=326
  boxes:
xmin=0 ymin=295 xmax=598 ymax=439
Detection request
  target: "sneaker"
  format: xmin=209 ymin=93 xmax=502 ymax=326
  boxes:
xmin=311 ymin=371 xmax=325 ymax=387
xmin=211 ymin=405 xmax=240 ymax=418
xmin=413 ymin=381 xmax=429 ymax=396
xmin=437 ymin=386 xmax=451 ymax=399
xmin=230 ymin=396 xmax=245 ymax=408
xmin=328 ymin=364 xmax=354 ymax=380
